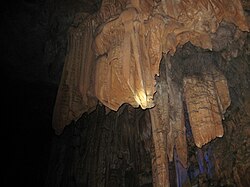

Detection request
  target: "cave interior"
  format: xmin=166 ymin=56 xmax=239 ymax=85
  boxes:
xmin=3 ymin=0 xmax=250 ymax=187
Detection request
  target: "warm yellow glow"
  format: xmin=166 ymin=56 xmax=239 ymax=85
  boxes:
xmin=134 ymin=90 xmax=147 ymax=108
xmin=134 ymin=89 xmax=154 ymax=109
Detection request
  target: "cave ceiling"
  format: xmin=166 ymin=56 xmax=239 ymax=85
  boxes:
xmin=3 ymin=0 xmax=249 ymax=83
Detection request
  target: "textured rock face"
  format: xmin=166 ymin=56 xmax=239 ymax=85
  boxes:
xmin=52 ymin=15 xmax=98 ymax=134
xmin=149 ymin=56 xmax=188 ymax=186
xmin=51 ymin=0 xmax=249 ymax=186
xmin=183 ymin=66 xmax=231 ymax=148
xmin=48 ymin=105 xmax=154 ymax=187
xmin=53 ymin=0 xmax=248 ymax=135
xmin=209 ymin=33 xmax=250 ymax=187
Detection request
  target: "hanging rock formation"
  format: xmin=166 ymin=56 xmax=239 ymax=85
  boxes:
xmin=52 ymin=13 xmax=98 ymax=134
xmin=52 ymin=0 xmax=249 ymax=186
xmin=183 ymin=64 xmax=231 ymax=148
xmin=149 ymin=55 xmax=188 ymax=186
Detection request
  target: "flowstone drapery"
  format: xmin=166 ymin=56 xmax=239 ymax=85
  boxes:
xmin=183 ymin=65 xmax=231 ymax=148
xmin=53 ymin=0 xmax=249 ymax=186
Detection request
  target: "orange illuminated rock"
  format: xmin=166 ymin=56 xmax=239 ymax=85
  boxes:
xmin=94 ymin=7 xmax=162 ymax=111
xmin=183 ymin=66 xmax=231 ymax=148
xmin=52 ymin=1 xmax=248 ymax=186
xmin=52 ymin=15 xmax=98 ymax=135
xmin=149 ymin=56 xmax=188 ymax=186
xmin=53 ymin=0 xmax=247 ymax=146
xmin=94 ymin=0 xmax=248 ymax=113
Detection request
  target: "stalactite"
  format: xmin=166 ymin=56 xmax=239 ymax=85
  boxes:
xmin=164 ymin=56 xmax=187 ymax=167
xmin=149 ymin=55 xmax=189 ymax=186
xmin=51 ymin=0 xmax=249 ymax=186
xmin=52 ymin=15 xmax=99 ymax=134
xmin=183 ymin=65 xmax=231 ymax=148
xmin=150 ymin=106 xmax=169 ymax=187
xmin=53 ymin=0 xmax=248 ymax=135
xmin=94 ymin=3 xmax=164 ymax=111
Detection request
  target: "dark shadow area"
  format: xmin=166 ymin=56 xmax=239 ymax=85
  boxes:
xmin=4 ymin=79 xmax=57 ymax=187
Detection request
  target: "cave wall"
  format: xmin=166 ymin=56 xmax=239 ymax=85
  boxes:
xmin=46 ymin=105 xmax=153 ymax=187
xmin=209 ymin=32 xmax=250 ymax=186
xmin=169 ymin=31 xmax=250 ymax=186
xmin=47 ymin=1 xmax=250 ymax=187
xmin=3 ymin=0 xmax=250 ymax=187
xmin=52 ymin=0 xmax=249 ymax=135
xmin=46 ymin=38 xmax=250 ymax=187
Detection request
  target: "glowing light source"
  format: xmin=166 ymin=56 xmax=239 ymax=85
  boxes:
xmin=134 ymin=89 xmax=154 ymax=109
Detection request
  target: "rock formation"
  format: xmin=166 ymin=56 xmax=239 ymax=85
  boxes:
xmin=52 ymin=0 xmax=249 ymax=186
